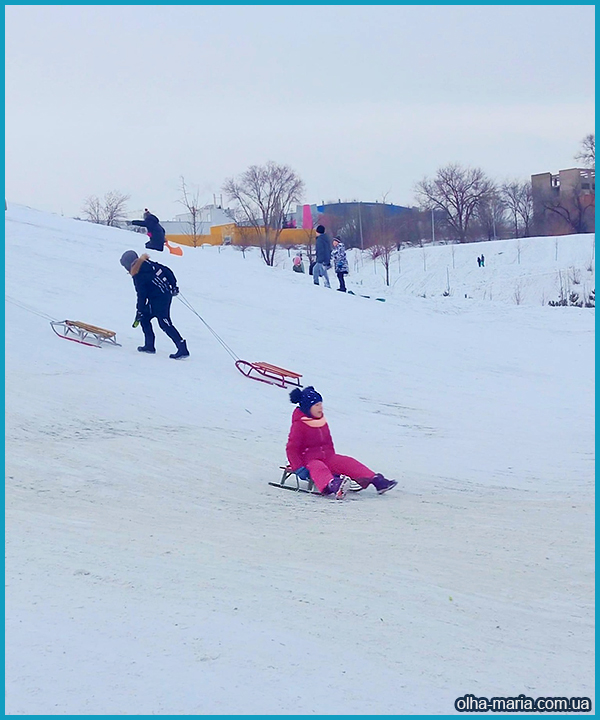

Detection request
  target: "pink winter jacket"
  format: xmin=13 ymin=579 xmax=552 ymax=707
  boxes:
xmin=286 ymin=407 xmax=336 ymax=471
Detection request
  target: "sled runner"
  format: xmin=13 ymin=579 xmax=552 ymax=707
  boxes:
xmin=269 ymin=465 xmax=318 ymax=493
xmin=235 ymin=360 xmax=302 ymax=389
xmin=50 ymin=320 xmax=121 ymax=348
xmin=347 ymin=291 xmax=386 ymax=302
xmin=269 ymin=465 xmax=363 ymax=494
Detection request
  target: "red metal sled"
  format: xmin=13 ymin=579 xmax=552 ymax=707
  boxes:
xmin=50 ymin=320 xmax=121 ymax=348
xmin=235 ymin=360 xmax=302 ymax=389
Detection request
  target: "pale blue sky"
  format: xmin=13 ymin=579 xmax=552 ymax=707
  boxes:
xmin=5 ymin=5 xmax=595 ymax=218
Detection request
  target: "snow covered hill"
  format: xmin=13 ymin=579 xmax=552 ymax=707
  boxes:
xmin=5 ymin=204 xmax=595 ymax=714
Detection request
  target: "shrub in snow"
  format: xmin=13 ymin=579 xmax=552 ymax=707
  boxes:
xmin=585 ymin=289 xmax=595 ymax=308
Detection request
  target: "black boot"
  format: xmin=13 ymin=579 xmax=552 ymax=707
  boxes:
xmin=145 ymin=240 xmax=164 ymax=251
xmin=137 ymin=346 xmax=156 ymax=354
xmin=169 ymin=339 xmax=189 ymax=360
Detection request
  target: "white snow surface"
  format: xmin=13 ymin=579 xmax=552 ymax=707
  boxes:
xmin=5 ymin=204 xmax=595 ymax=715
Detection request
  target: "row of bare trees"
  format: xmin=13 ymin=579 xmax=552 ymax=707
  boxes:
xmin=80 ymin=191 xmax=130 ymax=226
xmin=79 ymin=134 xmax=593 ymax=267
xmin=415 ymin=169 xmax=537 ymax=243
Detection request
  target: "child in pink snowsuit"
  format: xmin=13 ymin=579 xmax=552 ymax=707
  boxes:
xmin=286 ymin=386 xmax=398 ymax=499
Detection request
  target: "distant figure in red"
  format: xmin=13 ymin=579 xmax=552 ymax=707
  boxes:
xmin=286 ymin=386 xmax=398 ymax=499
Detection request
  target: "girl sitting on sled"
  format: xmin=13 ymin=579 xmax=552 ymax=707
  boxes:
xmin=286 ymin=386 xmax=398 ymax=499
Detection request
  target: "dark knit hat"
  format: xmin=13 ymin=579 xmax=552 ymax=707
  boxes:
xmin=316 ymin=225 xmax=325 ymax=234
xmin=120 ymin=250 xmax=138 ymax=271
xmin=290 ymin=386 xmax=323 ymax=417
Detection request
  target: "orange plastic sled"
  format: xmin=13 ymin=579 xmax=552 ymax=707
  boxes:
xmin=165 ymin=240 xmax=183 ymax=256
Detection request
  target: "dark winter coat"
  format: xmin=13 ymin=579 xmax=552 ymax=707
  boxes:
xmin=315 ymin=232 xmax=332 ymax=266
xmin=131 ymin=213 xmax=166 ymax=250
xmin=286 ymin=407 xmax=336 ymax=471
xmin=130 ymin=253 xmax=175 ymax=317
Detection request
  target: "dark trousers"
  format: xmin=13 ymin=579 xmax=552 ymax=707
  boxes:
xmin=336 ymin=272 xmax=347 ymax=292
xmin=140 ymin=297 xmax=183 ymax=349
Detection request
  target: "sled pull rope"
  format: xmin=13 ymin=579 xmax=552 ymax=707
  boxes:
xmin=5 ymin=295 xmax=57 ymax=322
xmin=177 ymin=292 xmax=239 ymax=362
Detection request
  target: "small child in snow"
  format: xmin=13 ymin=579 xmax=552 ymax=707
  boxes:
xmin=292 ymin=253 xmax=305 ymax=273
xmin=286 ymin=386 xmax=398 ymax=499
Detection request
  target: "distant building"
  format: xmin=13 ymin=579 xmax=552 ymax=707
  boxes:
xmin=289 ymin=201 xmax=411 ymax=248
xmin=160 ymin=199 xmax=413 ymax=249
xmin=161 ymin=204 xmax=235 ymax=237
xmin=161 ymin=203 xmax=312 ymax=248
xmin=316 ymin=200 xmax=410 ymax=217
xmin=531 ymin=168 xmax=595 ymax=235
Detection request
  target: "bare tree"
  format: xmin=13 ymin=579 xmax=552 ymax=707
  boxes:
xmin=415 ymin=164 xmax=495 ymax=242
xmin=544 ymin=188 xmax=595 ymax=234
xmin=81 ymin=195 xmax=103 ymax=224
xmin=223 ymin=161 xmax=304 ymax=266
xmin=178 ymin=176 xmax=203 ymax=248
xmin=374 ymin=238 xmax=396 ymax=286
xmin=394 ymin=208 xmax=422 ymax=248
xmin=501 ymin=180 xmax=534 ymax=238
xmin=575 ymin=133 xmax=595 ymax=168
xmin=81 ymin=191 xmax=130 ymax=226
xmin=368 ymin=196 xmax=397 ymax=286
xmin=475 ymin=187 xmax=506 ymax=241
xmin=299 ymin=219 xmax=317 ymax=272
xmin=367 ymin=244 xmax=383 ymax=277
xmin=233 ymin=224 xmax=254 ymax=258
xmin=104 ymin=191 xmax=130 ymax=226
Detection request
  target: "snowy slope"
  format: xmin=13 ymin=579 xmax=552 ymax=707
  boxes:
xmin=334 ymin=232 xmax=595 ymax=308
xmin=5 ymin=204 xmax=595 ymax=715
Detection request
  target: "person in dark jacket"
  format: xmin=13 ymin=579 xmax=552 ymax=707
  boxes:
xmin=286 ymin=386 xmax=398 ymax=499
xmin=119 ymin=250 xmax=189 ymax=359
xmin=313 ymin=225 xmax=332 ymax=287
xmin=129 ymin=209 xmax=166 ymax=251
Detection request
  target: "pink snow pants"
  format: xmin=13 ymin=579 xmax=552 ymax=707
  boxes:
xmin=305 ymin=454 xmax=374 ymax=493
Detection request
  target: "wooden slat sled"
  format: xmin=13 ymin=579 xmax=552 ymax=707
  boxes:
xmin=50 ymin=320 xmax=121 ymax=348
xmin=235 ymin=360 xmax=302 ymax=389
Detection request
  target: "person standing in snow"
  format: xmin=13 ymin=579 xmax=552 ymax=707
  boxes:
xmin=331 ymin=236 xmax=349 ymax=292
xmin=119 ymin=250 xmax=189 ymax=359
xmin=480 ymin=253 xmax=485 ymax=267
xmin=128 ymin=209 xmax=166 ymax=252
xmin=286 ymin=386 xmax=398 ymax=499
xmin=313 ymin=225 xmax=332 ymax=288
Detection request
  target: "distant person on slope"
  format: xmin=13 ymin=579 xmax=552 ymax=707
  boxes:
xmin=292 ymin=252 xmax=305 ymax=273
xmin=119 ymin=250 xmax=189 ymax=359
xmin=331 ymin=236 xmax=349 ymax=292
xmin=128 ymin=209 xmax=166 ymax=252
xmin=286 ymin=386 xmax=398 ymax=499
xmin=313 ymin=225 xmax=332 ymax=288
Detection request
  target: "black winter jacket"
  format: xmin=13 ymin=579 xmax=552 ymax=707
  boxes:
xmin=315 ymin=233 xmax=332 ymax=265
xmin=131 ymin=213 xmax=166 ymax=248
xmin=130 ymin=254 xmax=172 ymax=315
